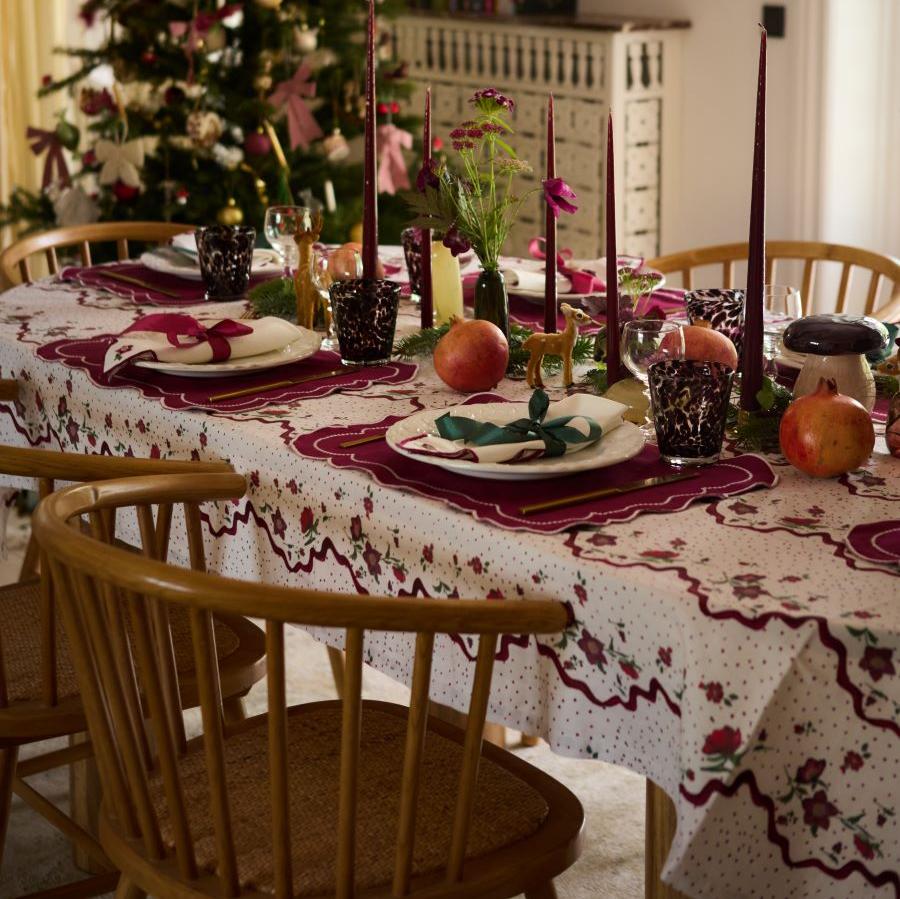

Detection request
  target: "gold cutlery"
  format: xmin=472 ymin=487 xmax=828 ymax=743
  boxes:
xmin=339 ymin=433 xmax=385 ymax=448
xmin=98 ymin=269 xmax=182 ymax=299
xmin=208 ymin=367 xmax=350 ymax=402
xmin=519 ymin=471 xmax=699 ymax=516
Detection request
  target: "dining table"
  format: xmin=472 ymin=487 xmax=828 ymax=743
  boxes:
xmin=0 ymin=251 xmax=897 ymax=899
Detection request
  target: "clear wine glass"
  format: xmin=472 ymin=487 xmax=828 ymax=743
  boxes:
xmin=621 ymin=319 xmax=686 ymax=436
xmin=311 ymin=249 xmax=337 ymax=350
xmin=763 ymin=284 xmax=803 ymax=374
xmin=264 ymin=203 xmax=322 ymax=277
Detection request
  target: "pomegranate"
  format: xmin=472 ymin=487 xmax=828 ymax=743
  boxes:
xmin=434 ymin=317 xmax=509 ymax=392
xmin=779 ymin=378 xmax=875 ymax=477
xmin=660 ymin=324 xmax=738 ymax=370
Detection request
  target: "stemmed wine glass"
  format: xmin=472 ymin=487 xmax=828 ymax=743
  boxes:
xmin=264 ymin=204 xmax=322 ymax=277
xmin=621 ymin=319 xmax=686 ymax=436
xmin=763 ymin=284 xmax=803 ymax=374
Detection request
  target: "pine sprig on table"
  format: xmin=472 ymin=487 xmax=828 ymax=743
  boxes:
xmin=393 ymin=324 xmax=596 ymax=377
xmin=248 ymin=278 xmax=296 ymax=321
xmin=727 ymin=376 xmax=793 ymax=451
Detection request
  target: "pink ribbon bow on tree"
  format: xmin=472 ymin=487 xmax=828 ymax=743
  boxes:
xmin=528 ymin=238 xmax=606 ymax=295
xmin=123 ymin=314 xmax=253 ymax=363
xmin=376 ymin=123 xmax=413 ymax=195
xmin=268 ymin=63 xmax=324 ymax=151
xmin=27 ymin=126 xmax=71 ymax=190
xmin=169 ymin=3 xmax=241 ymax=83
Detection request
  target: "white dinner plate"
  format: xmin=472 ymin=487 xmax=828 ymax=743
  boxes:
xmin=386 ymin=402 xmax=645 ymax=480
xmin=139 ymin=246 xmax=281 ymax=281
xmin=507 ymin=258 xmax=665 ymax=303
xmin=134 ymin=329 xmax=322 ymax=378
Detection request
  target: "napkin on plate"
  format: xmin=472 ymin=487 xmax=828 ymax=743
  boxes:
xmin=103 ymin=313 xmax=307 ymax=373
xmin=501 ymin=264 xmax=572 ymax=294
xmin=398 ymin=390 xmax=627 ymax=464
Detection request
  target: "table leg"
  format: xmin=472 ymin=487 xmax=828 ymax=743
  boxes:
xmin=70 ymin=733 xmax=104 ymax=874
xmin=645 ymin=779 xmax=690 ymax=899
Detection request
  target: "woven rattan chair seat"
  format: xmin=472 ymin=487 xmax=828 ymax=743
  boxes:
xmin=148 ymin=702 xmax=550 ymax=896
xmin=0 ymin=580 xmax=241 ymax=705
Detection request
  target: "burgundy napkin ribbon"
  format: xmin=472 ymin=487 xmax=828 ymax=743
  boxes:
xmin=121 ymin=313 xmax=253 ymax=362
xmin=528 ymin=237 xmax=606 ymax=294
xmin=292 ymin=398 xmax=778 ymax=535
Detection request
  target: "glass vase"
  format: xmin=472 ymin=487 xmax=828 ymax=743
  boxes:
xmin=474 ymin=268 xmax=509 ymax=339
xmin=431 ymin=241 xmax=464 ymax=325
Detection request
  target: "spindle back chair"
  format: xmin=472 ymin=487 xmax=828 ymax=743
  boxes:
xmin=647 ymin=241 xmax=900 ymax=321
xmin=35 ymin=473 xmax=583 ymax=899
xmin=0 ymin=221 xmax=194 ymax=289
xmin=0 ymin=449 xmax=266 ymax=899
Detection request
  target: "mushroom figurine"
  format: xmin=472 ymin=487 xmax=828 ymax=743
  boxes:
xmin=782 ymin=314 xmax=888 ymax=413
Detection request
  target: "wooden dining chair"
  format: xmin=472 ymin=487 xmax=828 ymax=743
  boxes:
xmin=647 ymin=240 xmax=900 ymax=321
xmin=0 ymin=448 xmax=266 ymax=899
xmin=0 ymin=221 xmax=194 ymax=289
xmin=34 ymin=471 xmax=583 ymax=899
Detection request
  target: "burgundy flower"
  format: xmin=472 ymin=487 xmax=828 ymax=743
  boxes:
xmin=794 ymin=724 xmax=806 ymax=735
xmin=441 ymin=223 xmax=471 ymax=257
xmin=640 ymin=549 xmax=678 ymax=560
xmin=58 ymin=397 xmax=67 ymax=416
xmin=363 ymin=496 xmax=373 ymax=515
xmin=577 ymin=629 xmax=606 ymax=667
xmin=287 ymin=479 xmax=298 ymax=494
xmin=470 ymin=87 xmax=515 ymax=111
xmin=702 ymin=726 xmax=742 ymax=757
xmin=658 ymin=647 xmax=672 ymax=667
xmin=271 ymin=509 xmax=287 ymax=539
xmin=466 ymin=127 xmax=484 ymax=139
xmin=573 ymin=583 xmax=588 ymax=605
xmin=728 ymin=500 xmax=757 ymax=515
xmin=136 ymin=419 xmax=147 ymax=433
xmin=415 ymin=157 xmax=439 ymax=193
xmin=734 ymin=585 xmax=766 ymax=599
xmin=350 ymin=515 xmax=363 ymax=541
xmin=619 ymin=661 xmax=639 ymax=679
xmin=249 ymin=471 xmax=260 ymax=488
xmin=802 ymin=790 xmax=839 ymax=831
xmin=733 ymin=573 xmax=764 ymax=583
xmin=703 ymin=681 xmax=724 ymax=703
xmin=860 ymin=646 xmax=895 ymax=681
xmin=392 ymin=565 xmax=406 ymax=583
xmin=542 ymin=177 xmax=578 ymax=218
xmin=588 ymin=533 xmax=617 ymax=547
xmin=468 ymin=557 xmax=483 ymax=574
xmin=65 ymin=417 xmax=79 ymax=446
xmin=796 ymin=758 xmax=826 ymax=784
xmin=449 ymin=127 xmax=467 ymax=139
xmin=422 ymin=543 xmax=434 ymax=563
xmin=481 ymin=122 xmax=504 ymax=134
xmin=300 ymin=507 xmax=314 ymax=533
xmin=843 ymin=751 xmax=864 ymax=772
xmin=149 ymin=444 xmax=161 ymax=459
xmin=487 ymin=589 xmax=504 ymax=599
xmin=854 ymin=835 xmax=875 ymax=860
xmin=363 ymin=542 xmax=382 ymax=577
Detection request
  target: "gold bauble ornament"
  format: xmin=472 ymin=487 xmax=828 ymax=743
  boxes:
xmin=217 ymin=197 xmax=244 ymax=225
xmin=253 ymin=73 xmax=273 ymax=93
xmin=348 ymin=222 xmax=364 ymax=245
xmin=254 ymin=0 xmax=282 ymax=9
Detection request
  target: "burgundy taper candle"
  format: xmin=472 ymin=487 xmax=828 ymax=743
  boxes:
xmin=362 ymin=0 xmax=378 ymax=280
xmin=741 ymin=25 xmax=767 ymax=411
xmin=605 ymin=111 xmax=622 ymax=385
xmin=420 ymin=87 xmax=434 ymax=328
xmin=543 ymin=93 xmax=557 ymax=334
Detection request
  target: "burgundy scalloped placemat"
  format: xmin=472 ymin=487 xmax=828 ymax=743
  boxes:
xmin=59 ymin=262 xmax=278 ymax=306
xmin=35 ymin=335 xmax=418 ymax=413
xmin=291 ymin=401 xmax=778 ymax=534
xmin=845 ymin=520 xmax=900 ymax=566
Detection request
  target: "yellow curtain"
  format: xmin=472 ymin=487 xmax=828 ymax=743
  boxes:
xmin=0 ymin=0 xmax=86 ymax=246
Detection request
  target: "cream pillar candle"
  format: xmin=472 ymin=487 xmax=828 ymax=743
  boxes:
xmin=431 ymin=242 xmax=464 ymax=324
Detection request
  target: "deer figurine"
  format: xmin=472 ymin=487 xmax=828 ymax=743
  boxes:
xmin=523 ymin=302 xmax=594 ymax=388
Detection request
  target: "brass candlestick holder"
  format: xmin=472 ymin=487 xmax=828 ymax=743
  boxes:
xmin=292 ymin=206 xmax=324 ymax=330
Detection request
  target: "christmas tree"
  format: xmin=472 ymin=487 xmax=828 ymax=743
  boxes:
xmin=1 ymin=0 xmax=417 ymax=245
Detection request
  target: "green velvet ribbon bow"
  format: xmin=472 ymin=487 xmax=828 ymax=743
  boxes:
xmin=435 ymin=389 xmax=602 ymax=458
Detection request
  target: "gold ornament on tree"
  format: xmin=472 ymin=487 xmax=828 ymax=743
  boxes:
xmin=217 ymin=197 xmax=244 ymax=225
xmin=186 ymin=110 xmax=224 ymax=148
xmin=292 ymin=207 xmax=325 ymax=329
xmin=254 ymin=0 xmax=282 ymax=7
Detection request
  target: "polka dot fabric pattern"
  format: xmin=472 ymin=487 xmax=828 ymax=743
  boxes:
xmin=0 ymin=260 xmax=898 ymax=897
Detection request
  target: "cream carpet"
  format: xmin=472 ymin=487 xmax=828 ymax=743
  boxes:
xmin=0 ymin=512 xmax=645 ymax=899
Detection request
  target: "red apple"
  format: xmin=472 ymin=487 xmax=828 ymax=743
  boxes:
xmin=660 ymin=324 xmax=738 ymax=370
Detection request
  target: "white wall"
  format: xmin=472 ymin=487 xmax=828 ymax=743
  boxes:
xmin=581 ymin=0 xmax=807 ymax=254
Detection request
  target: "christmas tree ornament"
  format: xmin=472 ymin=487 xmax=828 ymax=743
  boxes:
xmin=82 ymin=149 xmax=97 ymax=167
xmin=204 ymin=23 xmax=227 ymax=53
xmin=376 ymin=123 xmax=412 ymax=195
xmin=186 ymin=110 xmax=224 ymax=148
xmin=164 ymin=85 xmax=186 ymax=106
xmin=212 ymin=143 xmax=244 ymax=169
xmin=295 ymin=24 xmax=318 ymax=53
xmin=268 ymin=63 xmax=323 ymax=151
xmin=254 ymin=0 xmax=282 ymax=8
xmin=112 ymin=57 xmax=138 ymax=83
xmin=217 ymin=197 xmax=244 ymax=225
xmin=94 ymin=136 xmax=145 ymax=187
xmin=113 ymin=180 xmax=140 ymax=202
xmin=253 ymin=72 xmax=274 ymax=94
xmin=52 ymin=185 xmax=100 ymax=227
xmin=244 ymin=128 xmax=272 ymax=157
xmin=79 ymin=87 xmax=115 ymax=116
xmin=27 ymin=124 xmax=72 ymax=190
xmin=175 ymin=186 xmax=190 ymax=206
xmin=141 ymin=48 xmax=157 ymax=65
xmin=323 ymin=128 xmax=350 ymax=161
xmin=349 ymin=222 xmax=363 ymax=244
xmin=54 ymin=116 xmax=80 ymax=152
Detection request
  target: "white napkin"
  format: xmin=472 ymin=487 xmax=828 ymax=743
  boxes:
xmin=103 ymin=315 xmax=307 ymax=373
xmin=500 ymin=264 xmax=572 ymax=294
xmin=398 ymin=394 xmax=627 ymax=465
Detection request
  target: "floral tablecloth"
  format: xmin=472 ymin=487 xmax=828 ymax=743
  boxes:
xmin=0 ymin=268 xmax=898 ymax=898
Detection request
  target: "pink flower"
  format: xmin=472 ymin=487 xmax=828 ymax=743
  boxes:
xmin=702 ymin=726 xmax=742 ymax=756
xmin=542 ymin=177 xmax=578 ymax=218
xmin=469 ymin=88 xmax=515 ymax=111
xmin=860 ymin=646 xmax=895 ymax=682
